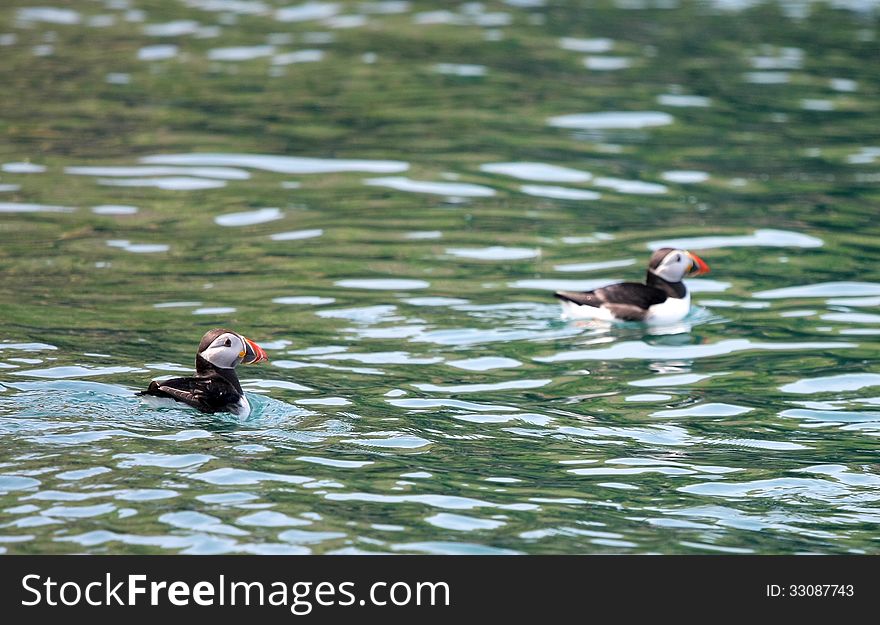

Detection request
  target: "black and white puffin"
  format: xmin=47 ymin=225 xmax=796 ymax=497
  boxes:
xmin=140 ymin=328 xmax=268 ymax=417
xmin=554 ymin=248 xmax=710 ymax=324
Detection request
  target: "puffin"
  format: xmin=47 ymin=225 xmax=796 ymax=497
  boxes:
xmin=140 ymin=328 xmax=268 ymax=416
xmin=554 ymin=248 xmax=710 ymax=324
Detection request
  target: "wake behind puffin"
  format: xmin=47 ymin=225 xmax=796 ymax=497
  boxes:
xmin=139 ymin=328 xmax=268 ymax=417
xmin=555 ymin=248 xmax=710 ymax=324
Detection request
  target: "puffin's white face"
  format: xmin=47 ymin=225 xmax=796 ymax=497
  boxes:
xmin=651 ymin=249 xmax=705 ymax=282
xmin=199 ymin=332 xmax=248 ymax=369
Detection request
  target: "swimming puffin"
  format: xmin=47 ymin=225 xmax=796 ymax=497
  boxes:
xmin=140 ymin=328 xmax=268 ymax=416
xmin=554 ymin=248 xmax=710 ymax=324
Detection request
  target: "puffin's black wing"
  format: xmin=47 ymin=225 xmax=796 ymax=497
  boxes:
xmin=555 ymin=282 xmax=669 ymax=321
xmin=139 ymin=376 xmax=238 ymax=414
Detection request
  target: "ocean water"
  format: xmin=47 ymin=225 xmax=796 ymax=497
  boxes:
xmin=1 ymin=0 xmax=879 ymax=554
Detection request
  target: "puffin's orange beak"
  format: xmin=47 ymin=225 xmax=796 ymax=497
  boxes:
xmin=686 ymin=252 xmax=710 ymax=276
xmin=241 ymin=337 xmax=269 ymax=364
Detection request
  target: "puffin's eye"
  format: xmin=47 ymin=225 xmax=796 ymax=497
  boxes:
xmin=224 ymin=338 xmax=232 ymax=347
xmin=675 ymin=255 xmax=681 ymax=262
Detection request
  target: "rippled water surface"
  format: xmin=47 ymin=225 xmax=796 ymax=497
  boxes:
xmin=1 ymin=0 xmax=880 ymax=554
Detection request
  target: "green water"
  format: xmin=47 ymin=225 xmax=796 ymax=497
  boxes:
xmin=1 ymin=0 xmax=879 ymax=554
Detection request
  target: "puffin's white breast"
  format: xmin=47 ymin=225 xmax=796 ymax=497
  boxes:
xmin=645 ymin=291 xmax=691 ymax=324
xmin=228 ymin=394 xmax=251 ymax=418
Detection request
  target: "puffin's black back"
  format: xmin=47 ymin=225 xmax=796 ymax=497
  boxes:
xmin=141 ymin=375 xmax=242 ymax=414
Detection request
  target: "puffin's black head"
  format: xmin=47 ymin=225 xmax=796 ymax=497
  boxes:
xmin=196 ymin=328 xmax=268 ymax=370
xmin=647 ymin=248 xmax=710 ymax=282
